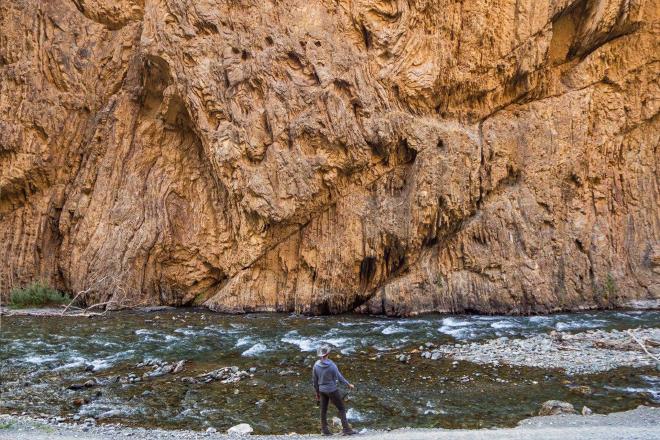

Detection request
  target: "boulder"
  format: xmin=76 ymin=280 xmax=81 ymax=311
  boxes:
xmin=538 ymin=400 xmax=577 ymax=416
xmin=227 ymin=423 xmax=253 ymax=435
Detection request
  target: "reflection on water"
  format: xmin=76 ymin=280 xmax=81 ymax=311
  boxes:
xmin=1 ymin=309 xmax=658 ymax=434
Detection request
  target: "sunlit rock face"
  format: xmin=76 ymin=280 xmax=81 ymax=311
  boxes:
xmin=1 ymin=0 xmax=658 ymax=315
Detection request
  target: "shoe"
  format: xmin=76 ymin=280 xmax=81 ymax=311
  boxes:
xmin=342 ymin=429 xmax=357 ymax=436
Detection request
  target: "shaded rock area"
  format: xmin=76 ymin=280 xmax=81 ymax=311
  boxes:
xmin=1 ymin=0 xmax=658 ymax=315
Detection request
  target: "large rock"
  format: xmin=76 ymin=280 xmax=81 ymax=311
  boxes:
xmin=227 ymin=423 xmax=253 ymax=435
xmin=539 ymin=400 xmax=578 ymax=416
xmin=1 ymin=0 xmax=658 ymax=315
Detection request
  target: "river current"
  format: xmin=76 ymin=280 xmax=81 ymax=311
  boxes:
xmin=1 ymin=309 xmax=658 ymax=434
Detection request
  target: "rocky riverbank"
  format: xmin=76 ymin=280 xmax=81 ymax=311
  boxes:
xmin=1 ymin=406 xmax=659 ymax=440
xmin=420 ymin=328 xmax=660 ymax=374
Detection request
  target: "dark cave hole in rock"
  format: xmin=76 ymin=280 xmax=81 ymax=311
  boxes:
xmin=359 ymin=256 xmax=377 ymax=288
xmin=360 ymin=23 xmax=372 ymax=50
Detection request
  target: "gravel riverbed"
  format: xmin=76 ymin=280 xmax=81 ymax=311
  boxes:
xmin=1 ymin=406 xmax=659 ymax=440
xmin=422 ymin=328 xmax=660 ymax=374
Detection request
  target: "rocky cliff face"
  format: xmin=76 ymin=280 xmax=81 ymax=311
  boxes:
xmin=1 ymin=0 xmax=658 ymax=315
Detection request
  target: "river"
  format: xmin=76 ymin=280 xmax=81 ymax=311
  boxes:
xmin=1 ymin=309 xmax=658 ymax=434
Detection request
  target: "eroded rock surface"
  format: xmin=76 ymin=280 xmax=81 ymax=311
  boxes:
xmin=1 ymin=0 xmax=658 ymax=315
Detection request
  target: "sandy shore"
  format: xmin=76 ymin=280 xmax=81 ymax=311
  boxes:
xmin=0 ymin=406 xmax=658 ymax=440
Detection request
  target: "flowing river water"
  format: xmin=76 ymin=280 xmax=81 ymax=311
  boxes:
xmin=1 ymin=309 xmax=659 ymax=434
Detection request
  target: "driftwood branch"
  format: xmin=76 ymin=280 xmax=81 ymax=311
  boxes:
xmin=627 ymin=329 xmax=660 ymax=362
xmin=61 ymin=274 xmax=112 ymax=315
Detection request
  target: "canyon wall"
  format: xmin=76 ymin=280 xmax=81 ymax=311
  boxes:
xmin=1 ymin=0 xmax=658 ymax=315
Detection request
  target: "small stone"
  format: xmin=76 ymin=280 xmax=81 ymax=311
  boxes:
xmin=582 ymin=406 xmax=593 ymax=416
xmin=206 ymin=427 xmax=217 ymax=433
xmin=249 ymin=367 xmax=257 ymax=373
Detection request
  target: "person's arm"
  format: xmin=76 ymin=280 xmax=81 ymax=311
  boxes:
xmin=312 ymin=365 xmax=320 ymax=398
xmin=334 ymin=364 xmax=353 ymax=388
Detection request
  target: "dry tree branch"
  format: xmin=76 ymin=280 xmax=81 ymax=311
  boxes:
xmin=627 ymin=329 xmax=660 ymax=362
xmin=61 ymin=274 xmax=113 ymax=315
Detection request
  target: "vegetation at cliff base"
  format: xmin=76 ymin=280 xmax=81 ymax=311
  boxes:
xmin=8 ymin=281 xmax=71 ymax=308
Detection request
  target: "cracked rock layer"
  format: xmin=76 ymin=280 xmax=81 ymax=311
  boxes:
xmin=0 ymin=0 xmax=658 ymax=315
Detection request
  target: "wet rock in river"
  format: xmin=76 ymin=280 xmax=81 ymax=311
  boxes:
xmin=72 ymin=398 xmax=88 ymax=406
xmin=538 ymin=400 xmax=577 ymax=416
xmin=397 ymin=354 xmax=411 ymax=363
xmin=582 ymin=406 xmax=593 ymax=416
xmin=137 ymin=359 xmax=187 ymax=378
xmin=68 ymin=380 xmax=96 ymax=390
xmin=193 ymin=366 xmax=251 ymax=384
xmin=569 ymin=385 xmax=593 ymax=396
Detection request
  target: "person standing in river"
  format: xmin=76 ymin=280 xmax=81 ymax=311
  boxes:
xmin=312 ymin=344 xmax=356 ymax=436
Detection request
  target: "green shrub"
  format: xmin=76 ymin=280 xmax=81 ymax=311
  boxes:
xmin=9 ymin=281 xmax=71 ymax=308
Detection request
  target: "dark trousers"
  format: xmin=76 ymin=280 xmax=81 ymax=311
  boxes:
xmin=320 ymin=390 xmax=350 ymax=432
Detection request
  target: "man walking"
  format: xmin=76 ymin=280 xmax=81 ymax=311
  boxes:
xmin=312 ymin=344 xmax=356 ymax=436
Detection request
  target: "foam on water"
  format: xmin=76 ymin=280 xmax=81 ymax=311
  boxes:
xmin=381 ymin=325 xmax=409 ymax=335
xmin=490 ymin=320 xmax=516 ymax=329
xmin=605 ymin=385 xmax=660 ymax=403
xmin=346 ymin=408 xmax=366 ymax=421
xmin=554 ymin=319 xmax=607 ymax=332
xmin=528 ymin=316 xmax=553 ymax=324
xmin=438 ymin=318 xmax=476 ymax=339
xmin=438 ymin=326 xmax=474 ymax=339
xmin=441 ymin=317 xmax=472 ymax=327
xmin=235 ymin=336 xmax=254 ymax=347
xmin=173 ymin=327 xmax=199 ymax=336
xmin=23 ymin=354 xmax=59 ymax=364
xmin=242 ymin=343 xmax=268 ymax=357
xmin=281 ymin=330 xmax=349 ymax=352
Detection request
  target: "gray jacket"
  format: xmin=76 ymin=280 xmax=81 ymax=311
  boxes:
xmin=312 ymin=359 xmax=349 ymax=393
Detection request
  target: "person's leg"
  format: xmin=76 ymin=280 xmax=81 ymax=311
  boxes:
xmin=320 ymin=392 xmax=331 ymax=434
xmin=329 ymin=390 xmax=352 ymax=433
